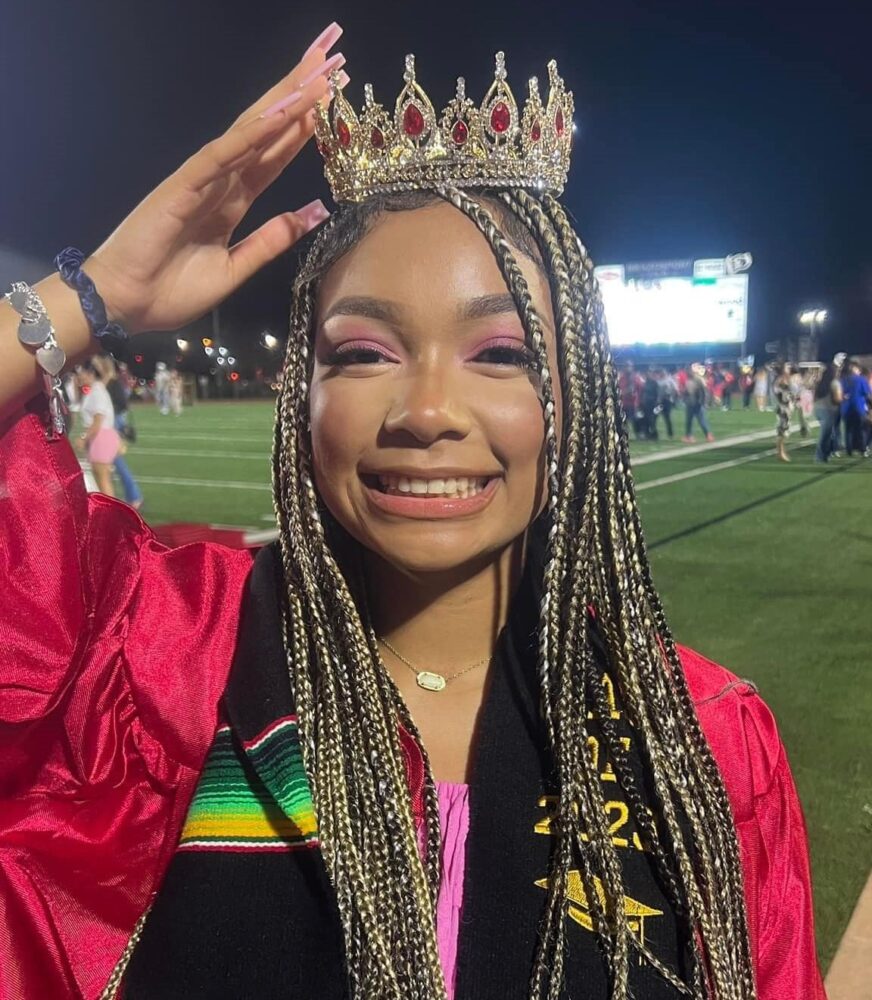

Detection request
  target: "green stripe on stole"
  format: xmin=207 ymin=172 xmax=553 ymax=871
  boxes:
xmin=178 ymin=717 xmax=318 ymax=852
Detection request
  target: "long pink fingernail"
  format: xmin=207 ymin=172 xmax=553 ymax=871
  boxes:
xmin=298 ymin=51 xmax=345 ymax=90
xmin=304 ymin=21 xmax=343 ymax=60
xmin=335 ymin=69 xmax=350 ymax=90
xmin=261 ymin=89 xmax=304 ymax=118
xmin=296 ymin=199 xmax=330 ymax=232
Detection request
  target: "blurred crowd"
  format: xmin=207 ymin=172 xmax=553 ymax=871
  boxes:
xmin=616 ymin=357 xmax=872 ymax=462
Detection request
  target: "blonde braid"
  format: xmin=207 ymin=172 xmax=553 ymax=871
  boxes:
xmin=269 ymin=187 xmax=757 ymax=1000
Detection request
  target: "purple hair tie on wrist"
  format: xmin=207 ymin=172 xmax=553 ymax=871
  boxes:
xmin=54 ymin=247 xmax=129 ymax=351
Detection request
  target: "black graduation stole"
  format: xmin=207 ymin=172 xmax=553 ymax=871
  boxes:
xmin=125 ymin=542 xmax=692 ymax=999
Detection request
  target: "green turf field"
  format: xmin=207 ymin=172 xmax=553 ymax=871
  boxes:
xmin=107 ymin=399 xmax=872 ymax=968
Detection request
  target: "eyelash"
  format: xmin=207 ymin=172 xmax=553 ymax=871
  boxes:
xmin=324 ymin=344 xmax=536 ymax=369
xmin=473 ymin=344 xmax=536 ymax=369
xmin=325 ymin=346 xmax=390 ymax=366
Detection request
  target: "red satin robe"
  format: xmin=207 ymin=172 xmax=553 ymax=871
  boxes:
xmin=0 ymin=403 xmax=827 ymax=999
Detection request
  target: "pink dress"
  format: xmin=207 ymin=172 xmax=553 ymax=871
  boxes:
xmin=430 ymin=781 xmax=471 ymax=1000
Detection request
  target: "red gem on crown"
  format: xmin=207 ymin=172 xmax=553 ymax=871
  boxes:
xmin=531 ymin=121 xmax=541 ymax=142
xmin=451 ymin=120 xmax=469 ymax=145
xmin=336 ymin=118 xmax=351 ymax=148
xmin=371 ymin=126 xmax=385 ymax=149
xmin=490 ymin=101 xmax=510 ymax=133
xmin=555 ymin=108 xmax=565 ymax=136
xmin=403 ymin=103 xmax=425 ymax=137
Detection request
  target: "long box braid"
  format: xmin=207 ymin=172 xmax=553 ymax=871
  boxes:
xmin=270 ymin=188 xmax=757 ymax=1000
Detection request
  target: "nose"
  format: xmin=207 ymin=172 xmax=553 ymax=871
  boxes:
xmin=381 ymin=364 xmax=472 ymax=444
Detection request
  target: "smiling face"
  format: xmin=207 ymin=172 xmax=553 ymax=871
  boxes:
xmin=308 ymin=200 xmax=560 ymax=577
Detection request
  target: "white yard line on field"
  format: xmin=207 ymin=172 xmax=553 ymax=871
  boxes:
xmin=134 ymin=475 xmax=272 ymax=491
xmin=135 ymin=441 xmax=814 ymax=498
xmin=133 ymin=426 xmax=800 ymax=464
xmin=133 ymin=448 xmax=271 ymax=460
xmin=637 ymin=437 xmax=815 ymax=491
xmin=136 ymin=433 xmax=271 ymax=444
xmin=632 ymin=424 xmax=816 ymax=465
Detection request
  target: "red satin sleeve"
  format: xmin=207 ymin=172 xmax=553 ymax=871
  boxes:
xmin=0 ymin=401 xmax=253 ymax=998
xmin=734 ymin=709 xmax=828 ymax=1000
xmin=682 ymin=648 xmax=828 ymax=1000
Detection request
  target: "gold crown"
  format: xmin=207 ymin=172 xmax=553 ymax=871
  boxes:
xmin=314 ymin=52 xmax=574 ymax=203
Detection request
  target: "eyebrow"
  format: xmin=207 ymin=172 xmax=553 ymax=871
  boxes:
xmin=321 ymin=291 xmax=521 ymax=328
xmin=459 ymin=293 xmax=519 ymax=322
xmin=321 ymin=296 xmax=403 ymax=326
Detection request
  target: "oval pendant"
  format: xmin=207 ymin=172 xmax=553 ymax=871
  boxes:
xmin=416 ymin=671 xmax=447 ymax=692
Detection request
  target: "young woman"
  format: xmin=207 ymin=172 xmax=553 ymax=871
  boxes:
xmin=0 ymin=27 xmax=826 ymax=1000
xmin=772 ymin=363 xmax=797 ymax=462
xmin=99 ymin=355 xmax=144 ymax=508
xmin=813 ymin=361 xmax=844 ymax=463
xmin=74 ymin=359 xmax=123 ymax=496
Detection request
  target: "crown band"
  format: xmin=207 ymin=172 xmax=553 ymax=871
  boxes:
xmin=314 ymin=52 xmax=574 ymax=204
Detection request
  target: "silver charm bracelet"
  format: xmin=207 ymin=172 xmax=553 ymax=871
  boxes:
xmin=5 ymin=282 xmax=68 ymax=439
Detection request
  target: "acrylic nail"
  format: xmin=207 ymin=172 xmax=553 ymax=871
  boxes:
xmin=303 ymin=21 xmax=343 ymax=60
xmin=296 ymin=199 xmax=330 ymax=232
xmin=298 ymin=51 xmax=345 ymax=91
xmin=335 ymin=69 xmax=350 ymax=90
xmin=261 ymin=89 xmax=304 ymax=119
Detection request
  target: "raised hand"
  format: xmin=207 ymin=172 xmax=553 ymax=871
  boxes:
xmin=86 ymin=22 xmax=347 ymax=335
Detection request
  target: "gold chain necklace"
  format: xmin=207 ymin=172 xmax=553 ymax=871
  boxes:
xmin=378 ymin=637 xmax=492 ymax=692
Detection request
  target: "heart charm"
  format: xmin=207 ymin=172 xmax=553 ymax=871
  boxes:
xmin=18 ymin=316 xmax=52 ymax=346
xmin=36 ymin=343 xmax=66 ymax=376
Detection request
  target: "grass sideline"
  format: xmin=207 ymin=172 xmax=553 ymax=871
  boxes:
xmin=109 ymin=399 xmax=872 ymax=969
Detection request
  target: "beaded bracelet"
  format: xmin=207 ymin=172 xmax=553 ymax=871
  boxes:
xmin=5 ymin=282 xmax=68 ymax=440
xmin=55 ymin=247 xmax=129 ymax=353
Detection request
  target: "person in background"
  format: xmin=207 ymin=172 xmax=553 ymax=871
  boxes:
xmin=813 ymin=360 xmax=844 ymax=463
xmin=657 ymin=366 xmax=678 ymax=439
xmin=618 ymin=363 xmax=643 ymax=438
xmin=683 ymin=363 xmax=714 ymax=443
xmin=640 ymin=365 xmax=660 ymax=440
xmin=100 ymin=356 xmax=144 ymax=509
xmin=753 ymin=366 xmax=768 ymax=412
xmin=772 ymin=362 xmax=797 ymax=462
xmin=841 ymin=358 xmax=871 ymax=457
xmin=721 ymin=366 xmax=736 ymax=410
xmin=154 ymin=361 xmax=171 ymax=414
xmin=704 ymin=365 xmax=716 ymax=407
xmin=75 ymin=360 xmax=122 ymax=497
xmin=866 ymin=366 xmax=872 ymax=454
xmin=169 ymin=368 xmax=184 ymax=415
xmin=740 ymin=366 xmax=754 ymax=409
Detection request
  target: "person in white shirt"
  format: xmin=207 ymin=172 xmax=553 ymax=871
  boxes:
xmin=76 ymin=361 xmax=122 ymax=496
xmin=154 ymin=361 xmax=171 ymax=415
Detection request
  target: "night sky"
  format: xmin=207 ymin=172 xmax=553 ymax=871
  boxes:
xmin=2 ymin=0 xmax=869 ymax=369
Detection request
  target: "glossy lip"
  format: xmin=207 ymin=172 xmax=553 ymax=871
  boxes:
xmin=361 ymin=474 xmax=500 ymax=520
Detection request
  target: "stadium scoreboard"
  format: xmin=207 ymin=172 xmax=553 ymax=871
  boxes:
xmin=594 ymin=254 xmax=752 ymax=348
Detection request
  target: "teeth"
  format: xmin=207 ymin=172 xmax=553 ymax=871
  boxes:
xmin=374 ymin=474 xmax=490 ymax=498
